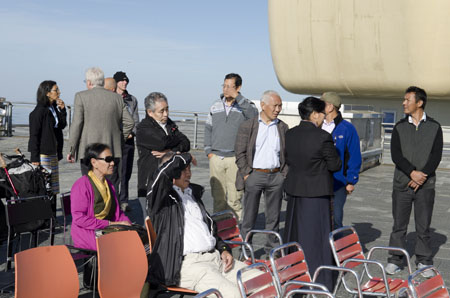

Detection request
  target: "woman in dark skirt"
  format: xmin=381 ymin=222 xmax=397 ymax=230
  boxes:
xmin=283 ymin=97 xmax=341 ymax=291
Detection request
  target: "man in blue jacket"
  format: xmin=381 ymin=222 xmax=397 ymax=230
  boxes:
xmin=321 ymin=92 xmax=362 ymax=231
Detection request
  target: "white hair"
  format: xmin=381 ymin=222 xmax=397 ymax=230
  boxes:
xmin=260 ymin=90 xmax=280 ymax=104
xmin=85 ymin=67 xmax=105 ymax=87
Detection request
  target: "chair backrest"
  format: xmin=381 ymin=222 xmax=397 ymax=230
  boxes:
xmin=329 ymin=226 xmax=365 ymax=269
xmin=270 ymin=242 xmax=312 ymax=296
xmin=237 ymin=262 xmax=278 ymax=298
xmin=96 ymin=230 xmax=148 ymax=298
xmin=60 ymin=192 xmax=71 ymax=216
xmin=211 ymin=210 xmax=243 ymax=249
xmin=14 ymin=245 xmax=79 ymax=298
xmin=6 ymin=196 xmax=52 ymax=227
xmin=193 ymin=288 xmax=223 ymax=298
xmin=407 ymin=266 xmax=449 ymax=298
xmin=145 ymin=217 xmax=157 ymax=253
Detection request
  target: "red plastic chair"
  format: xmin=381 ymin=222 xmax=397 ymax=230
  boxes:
xmin=145 ymin=217 xmax=198 ymax=297
xmin=14 ymin=245 xmax=79 ymax=298
xmin=96 ymin=230 xmax=148 ymax=298
xmin=403 ymin=266 xmax=449 ymax=298
xmin=270 ymin=241 xmax=361 ymax=297
xmin=329 ymin=226 xmax=412 ymax=297
xmin=212 ymin=209 xmax=283 ymax=266
xmin=236 ymin=262 xmax=279 ymax=298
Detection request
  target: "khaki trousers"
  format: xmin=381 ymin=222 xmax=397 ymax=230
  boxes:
xmin=178 ymin=251 xmax=253 ymax=298
xmin=209 ymin=155 xmax=243 ymax=219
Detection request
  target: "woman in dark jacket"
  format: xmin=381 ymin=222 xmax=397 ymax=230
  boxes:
xmin=283 ymin=97 xmax=341 ymax=291
xmin=136 ymin=92 xmax=190 ymax=217
xmin=28 ymin=80 xmax=67 ymax=195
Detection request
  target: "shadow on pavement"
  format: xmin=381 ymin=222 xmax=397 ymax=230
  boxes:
xmin=352 ymin=222 xmax=382 ymax=253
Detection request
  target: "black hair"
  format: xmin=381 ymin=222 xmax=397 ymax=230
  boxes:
xmin=224 ymin=73 xmax=242 ymax=88
xmin=405 ymin=86 xmax=427 ymax=110
xmin=83 ymin=143 xmax=111 ymax=171
xmin=36 ymin=80 xmax=57 ymax=107
xmin=298 ymin=96 xmax=325 ymax=120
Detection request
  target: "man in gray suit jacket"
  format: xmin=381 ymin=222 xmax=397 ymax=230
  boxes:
xmin=67 ymin=67 xmax=134 ymax=194
xmin=235 ymin=90 xmax=288 ymax=254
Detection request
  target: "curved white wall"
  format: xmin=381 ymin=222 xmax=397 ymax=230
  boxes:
xmin=268 ymin=0 xmax=450 ymax=99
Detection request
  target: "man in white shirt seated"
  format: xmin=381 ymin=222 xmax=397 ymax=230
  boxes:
xmin=146 ymin=152 xmax=251 ymax=297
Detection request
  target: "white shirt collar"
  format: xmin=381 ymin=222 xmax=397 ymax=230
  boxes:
xmin=408 ymin=112 xmax=427 ymax=125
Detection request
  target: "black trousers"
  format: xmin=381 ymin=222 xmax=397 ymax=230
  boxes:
xmin=284 ymin=195 xmax=334 ymax=291
xmin=119 ymin=138 xmax=135 ymax=205
xmin=241 ymin=171 xmax=284 ymax=252
xmin=80 ymin=158 xmax=121 ymax=196
xmin=388 ymin=188 xmax=435 ymax=266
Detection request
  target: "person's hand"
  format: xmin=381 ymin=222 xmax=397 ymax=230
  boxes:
xmin=56 ymin=98 xmax=65 ymax=109
xmin=244 ymin=174 xmax=249 ymax=181
xmin=207 ymin=153 xmax=214 ymax=160
xmin=410 ymin=170 xmax=427 ymax=185
xmin=151 ymin=149 xmax=170 ymax=158
xmin=32 ymin=162 xmax=40 ymax=166
xmin=408 ymin=180 xmax=420 ymax=192
xmin=221 ymin=251 xmax=234 ymax=273
xmin=346 ymin=184 xmax=355 ymax=194
xmin=127 ymin=134 xmax=133 ymax=139
xmin=66 ymin=153 xmax=75 ymax=163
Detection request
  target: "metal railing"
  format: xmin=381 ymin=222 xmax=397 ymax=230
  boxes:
xmin=0 ymin=100 xmax=209 ymax=149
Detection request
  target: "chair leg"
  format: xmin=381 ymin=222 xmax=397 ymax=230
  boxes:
xmin=5 ymin=229 xmax=12 ymax=272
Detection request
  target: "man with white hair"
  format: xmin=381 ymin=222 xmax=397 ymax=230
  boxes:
xmin=68 ymin=67 xmax=134 ymax=193
xmin=235 ymin=90 xmax=288 ymax=254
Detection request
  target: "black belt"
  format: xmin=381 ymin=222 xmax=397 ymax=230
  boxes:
xmin=254 ymin=168 xmax=280 ymax=173
xmin=182 ymin=248 xmax=216 ymax=259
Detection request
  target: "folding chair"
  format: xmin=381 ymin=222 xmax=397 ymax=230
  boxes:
xmin=402 ymin=266 xmax=449 ymax=298
xmin=4 ymin=195 xmax=54 ymax=271
xmin=193 ymin=288 xmax=223 ymax=298
xmin=96 ymin=230 xmax=148 ymax=298
xmin=145 ymin=217 xmax=198 ymax=297
xmin=329 ymin=226 xmax=412 ymax=297
xmin=212 ymin=209 xmax=283 ymax=266
xmin=14 ymin=245 xmax=79 ymax=298
xmin=236 ymin=262 xmax=278 ymax=298
xmin=59 ymin=191 xmax=71 ymax=244
xmin=269 ymin=241 xmax=361 ymax=297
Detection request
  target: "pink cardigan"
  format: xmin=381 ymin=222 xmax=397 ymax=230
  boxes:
xmin=70 ymin=175 xmax=130 ymax=250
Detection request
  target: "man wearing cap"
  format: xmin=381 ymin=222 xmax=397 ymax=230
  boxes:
xmin=114 ymin=71 xmax=139 ymax=212
xmin=321 ymin=92 xmax=362 ymax=231
xmin=235 ymin=90 xmax=288 ymax=254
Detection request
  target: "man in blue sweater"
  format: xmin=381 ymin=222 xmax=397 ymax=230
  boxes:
xmin=321 ymin=92 xmax=362 ymax=231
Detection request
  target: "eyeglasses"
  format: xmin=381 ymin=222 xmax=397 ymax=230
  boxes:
xmin=222 ymin=84 xmax=236 ymax=90
xmin=50 ymin=88 xmax=60 ymax=93
xmin=96 ymin=156 xmax=114 ymax=163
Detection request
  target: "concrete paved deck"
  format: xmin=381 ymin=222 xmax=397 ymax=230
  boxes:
xmin=1 ymin=130 xmax=449 ymax=297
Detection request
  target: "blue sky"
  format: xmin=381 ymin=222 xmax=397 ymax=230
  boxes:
xmin=0 ymin=0 xmax=303 ymax=113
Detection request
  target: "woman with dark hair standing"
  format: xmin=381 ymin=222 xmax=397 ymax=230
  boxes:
xmin=283 ymin=97 xmax=341 ymax=291
xmin=28 ymin=80 xmax=67 ymax=196
xmin=70 ymin=143 xmax=130 ymax=251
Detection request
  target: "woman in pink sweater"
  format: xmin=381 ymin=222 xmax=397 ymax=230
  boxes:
xmin=70 ymin=143 xmax=130 ymax=251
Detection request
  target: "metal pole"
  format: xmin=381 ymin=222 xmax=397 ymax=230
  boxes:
xmin=193 ymin=113 xmax=198 ymax=149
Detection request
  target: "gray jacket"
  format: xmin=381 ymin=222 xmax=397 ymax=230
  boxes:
xmin=204 ymin=93 xmax=258 ymax=157
xmin=69 ymin=87 xmax=134 ymax=160
xmin=234 ymin=116 xmax=289 ymax=190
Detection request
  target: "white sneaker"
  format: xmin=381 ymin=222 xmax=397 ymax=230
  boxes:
xmin=385 ymin=263 xmax=401 ymax=275
xmin=417 ymin=263 xmax=435 ymax=278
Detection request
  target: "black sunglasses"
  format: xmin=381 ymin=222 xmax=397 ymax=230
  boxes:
xmin=96 ymin=156 xmax=114 ymax=163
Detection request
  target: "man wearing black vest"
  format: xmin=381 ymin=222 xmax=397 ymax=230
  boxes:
xmin=385 ymin=86 xmax=443 ymax=278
